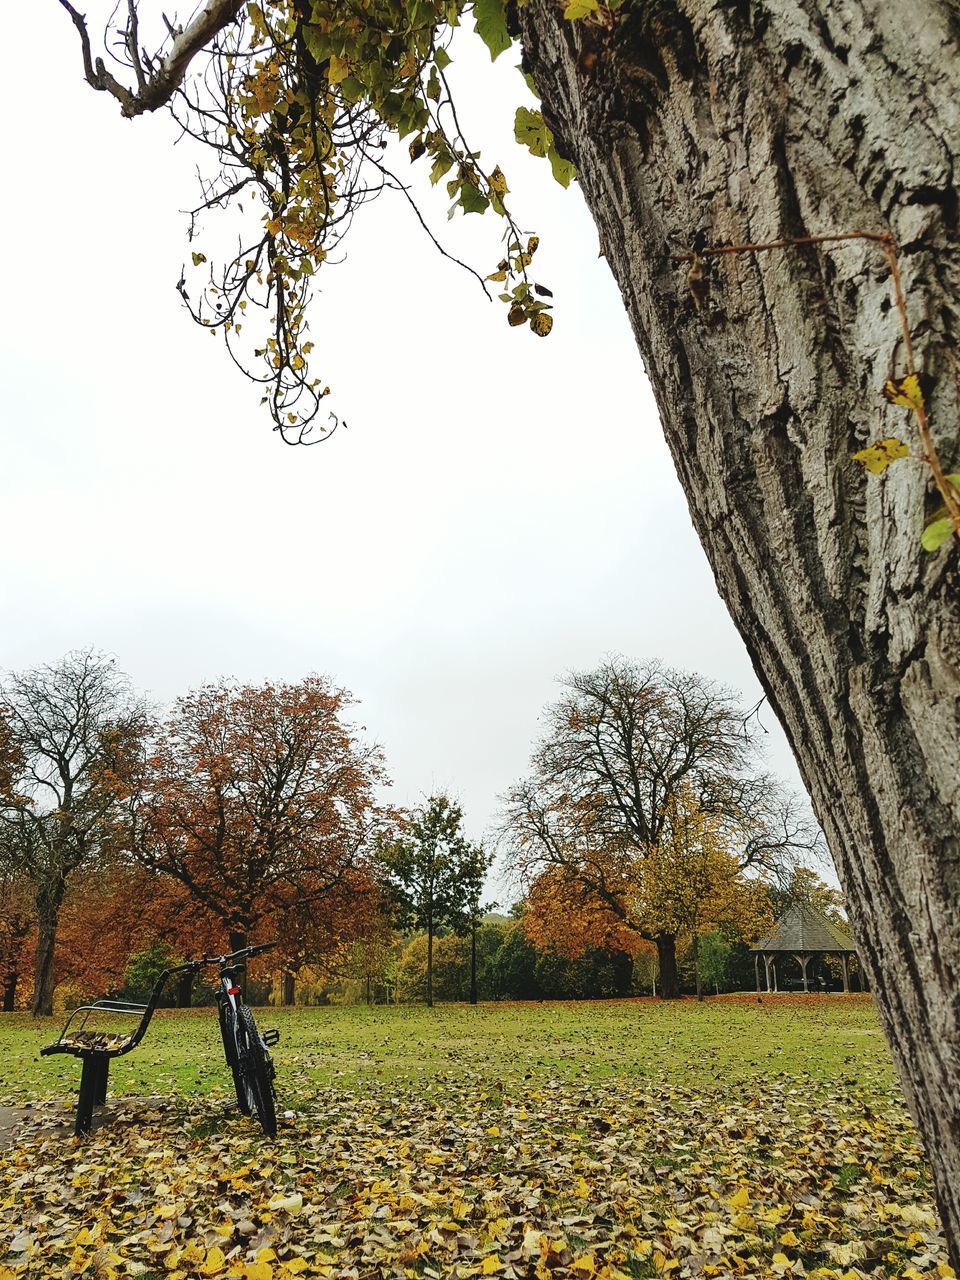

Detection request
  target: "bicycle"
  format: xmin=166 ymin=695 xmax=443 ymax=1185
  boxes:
xmin=178 ymin=942 xmax=281 ymax=1137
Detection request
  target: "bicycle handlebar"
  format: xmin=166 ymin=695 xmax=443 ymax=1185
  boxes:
xmin=167 ymin=942 xmax=277 ymax=975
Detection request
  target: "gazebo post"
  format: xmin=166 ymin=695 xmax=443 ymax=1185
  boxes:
xmin=841 ymin=954 xmax=849 ymax=993
xmin=772 ymin=958 xmax=778 ymax=992
xmin=798 ymin=954 xmax=810 ymax=993
xmin=754 ymin=953 xmax=761 ymax=994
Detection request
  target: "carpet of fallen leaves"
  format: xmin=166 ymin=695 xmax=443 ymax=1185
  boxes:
xmin=0 ymin=1069 xmax=952 ymax=1280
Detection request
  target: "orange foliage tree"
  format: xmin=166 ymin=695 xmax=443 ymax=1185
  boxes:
xmin=132 ymin=676 xmax=389 ymax=985
xmin=0 ymin=867 xmax=34 ymax=1011
xmin=55 ymin=863 xmax=215 ymax=1003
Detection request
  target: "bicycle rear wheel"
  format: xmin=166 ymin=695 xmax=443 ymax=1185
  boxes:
xmin=236 ymin=1004 xmax=277 ymax=1137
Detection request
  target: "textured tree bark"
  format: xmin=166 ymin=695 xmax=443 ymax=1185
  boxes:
xmin=281 ymin=971 xmax=296 ymax=1006
xmin=521 ymin=0 xmax=960 ymax=1257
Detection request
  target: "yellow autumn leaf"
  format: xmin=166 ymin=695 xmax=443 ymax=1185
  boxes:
xmin=780 ymin=1230 xmax=800 ymax=1247
xmin=242 ymin=1263 xmax=274 ymax=1280
xmin=529 ymin=312 xmax=553 ymax=337
xmin=727 ymin=1186 xmax=750 ymax=1210
xmin=852 ymin=436 xmax=909 ymax=474
xmin=328 ymin=55 xmax=350 ymax=84
xmin=571 ymin=1255 xmax=597 ymax=1275
xmin=266 ymin=1192 xmax=303 ymax=1215
xmin=488 ymin=166 xmax=509 ymax=194
xmin=200 ymin=1246 xmax=227 ymax=1276
xmin=480 ymin=1255 xmax=503 ymax=1274
xmin=882 ymin=372 xmax=925 ymax=411
xmin=485 ymin=1125 xmax=501 ymax=1137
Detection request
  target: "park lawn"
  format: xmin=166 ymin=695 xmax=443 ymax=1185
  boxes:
xmin=0 ymin=997 xmax=951 ymax=1280
xmin=0 ymin=994 xmax=895 ymax=1102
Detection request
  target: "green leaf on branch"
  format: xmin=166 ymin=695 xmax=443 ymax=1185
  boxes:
xmin=459 ymin=182 xmax=490 ymax=215
xmin=515 ymin=107 xmax=577 ymax=185
xmin=548 ymin=144 xmax=577 ymax=187
xmin=921 ymin=517 xmax=954 ymax=553
xmin=474 ymin=0 xmax=511 ymax=60
xmin=515 ymin=106 xmax=551 ymax=158
xmin=563 ymin=0 xmax=600 ymax=18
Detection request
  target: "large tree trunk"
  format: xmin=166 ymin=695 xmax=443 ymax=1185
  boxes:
xmin=655 ymin=934 xmax=679 ymax=999
xmin=522 ymin=0 xmax=960 ymax=1258
xmin=281 ymin=971 xmax=296 ymax=1006
xmin=31 ymin=879 xmax=65 ymax=1017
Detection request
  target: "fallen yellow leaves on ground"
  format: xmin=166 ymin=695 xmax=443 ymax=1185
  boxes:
xmin=0 ymin=1074 xmax=950 ymax=1280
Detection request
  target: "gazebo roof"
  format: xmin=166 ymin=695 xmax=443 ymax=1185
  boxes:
xmin=751 ymin=902 xmax=856 ymax=954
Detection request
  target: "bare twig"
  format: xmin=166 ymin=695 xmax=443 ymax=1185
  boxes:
xmin=59 ymin=0 xmax=243 ymax=118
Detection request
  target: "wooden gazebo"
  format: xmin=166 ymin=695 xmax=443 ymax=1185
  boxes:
xmin=751 ymin=902 xmax=859 ymax=993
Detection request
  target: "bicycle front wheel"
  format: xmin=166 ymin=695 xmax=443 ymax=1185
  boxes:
xmin=218 ymin=1002 xmax=251 ymax=1115
xmin=235 ymin=1004 xmax=277 ymax=1137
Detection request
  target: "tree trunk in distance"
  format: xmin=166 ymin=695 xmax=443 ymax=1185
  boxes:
xmin=31 ymin=880 xmax=65 ymax=1017
xmin=470 ymin=915 xmax=478 ymax=1005
xmin=656 ymin=935 xmax=679 ymax=999
xmin=520 ymin=1 xmax=960 ymax=1253
xmin=177 ymin=971 xmax=194 ymax=1008
xmin=2 ymin=970 xmax=18 ymax=1012
xmin=426 ymin=916 xmax=434 ymax=1008
xmin=281 ymin=971 xmax=295 ymax=1006
xmin=229 ymin=930 xmax=248 ymax=999
xmin=693 ymin=935 xmax=704 ymax=1002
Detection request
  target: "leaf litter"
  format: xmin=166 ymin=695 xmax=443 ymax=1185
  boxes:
xmin=0 ymin=1070 xmax=951 ymax=1280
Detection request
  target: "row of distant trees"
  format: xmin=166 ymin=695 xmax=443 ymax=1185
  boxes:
xmin=0 ymin=650 xmax=826 ymax=1014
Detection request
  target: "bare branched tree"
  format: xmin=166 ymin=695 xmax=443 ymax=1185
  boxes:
xmin=0 ymin=650 xmax=149 ymax=1015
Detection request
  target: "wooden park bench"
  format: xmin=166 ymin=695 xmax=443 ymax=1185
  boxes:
xmin=41 ymin=966 xmax=181 ymax=1136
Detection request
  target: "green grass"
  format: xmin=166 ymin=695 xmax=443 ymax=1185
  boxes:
xmin=0 ymin=993 xmax=895 ymax=1104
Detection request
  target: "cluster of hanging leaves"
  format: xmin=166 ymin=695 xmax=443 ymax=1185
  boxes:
xmin=171 ymin=0 xmax=587 ymax=441
xmin=0 ymin=1059 xmax=951 ymax=1280
xmin=852 ymin=374 xmax=960 ymax=553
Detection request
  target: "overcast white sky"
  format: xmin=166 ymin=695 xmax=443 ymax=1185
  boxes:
xmin=1 ymin=7 xmax=811 ymax=895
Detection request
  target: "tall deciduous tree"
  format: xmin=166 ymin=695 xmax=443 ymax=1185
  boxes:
xmin=135 ymin=677 xmax=387 ymax=969
xmin=503 ymin=658 xmax=814 ymax=996
xmin=0 ymin=651 xmax=147 ymax=1015
xmin=54 ymin=0 xmax=960 ymax=1253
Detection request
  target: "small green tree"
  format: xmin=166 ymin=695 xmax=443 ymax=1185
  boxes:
xmin=378 ymin=795 xmax=471 ymax=1008
xmin=697 ymin=932 xmax=733 ymax=996
xmin=121 ymin=941 xmax=183 ymax=1003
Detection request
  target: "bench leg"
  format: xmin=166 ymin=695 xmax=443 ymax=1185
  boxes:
xmin=75 ymin=1057 xmax=99 ymax=1136
xmin=95 ymin=1057 xmax=109 ymax=1105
